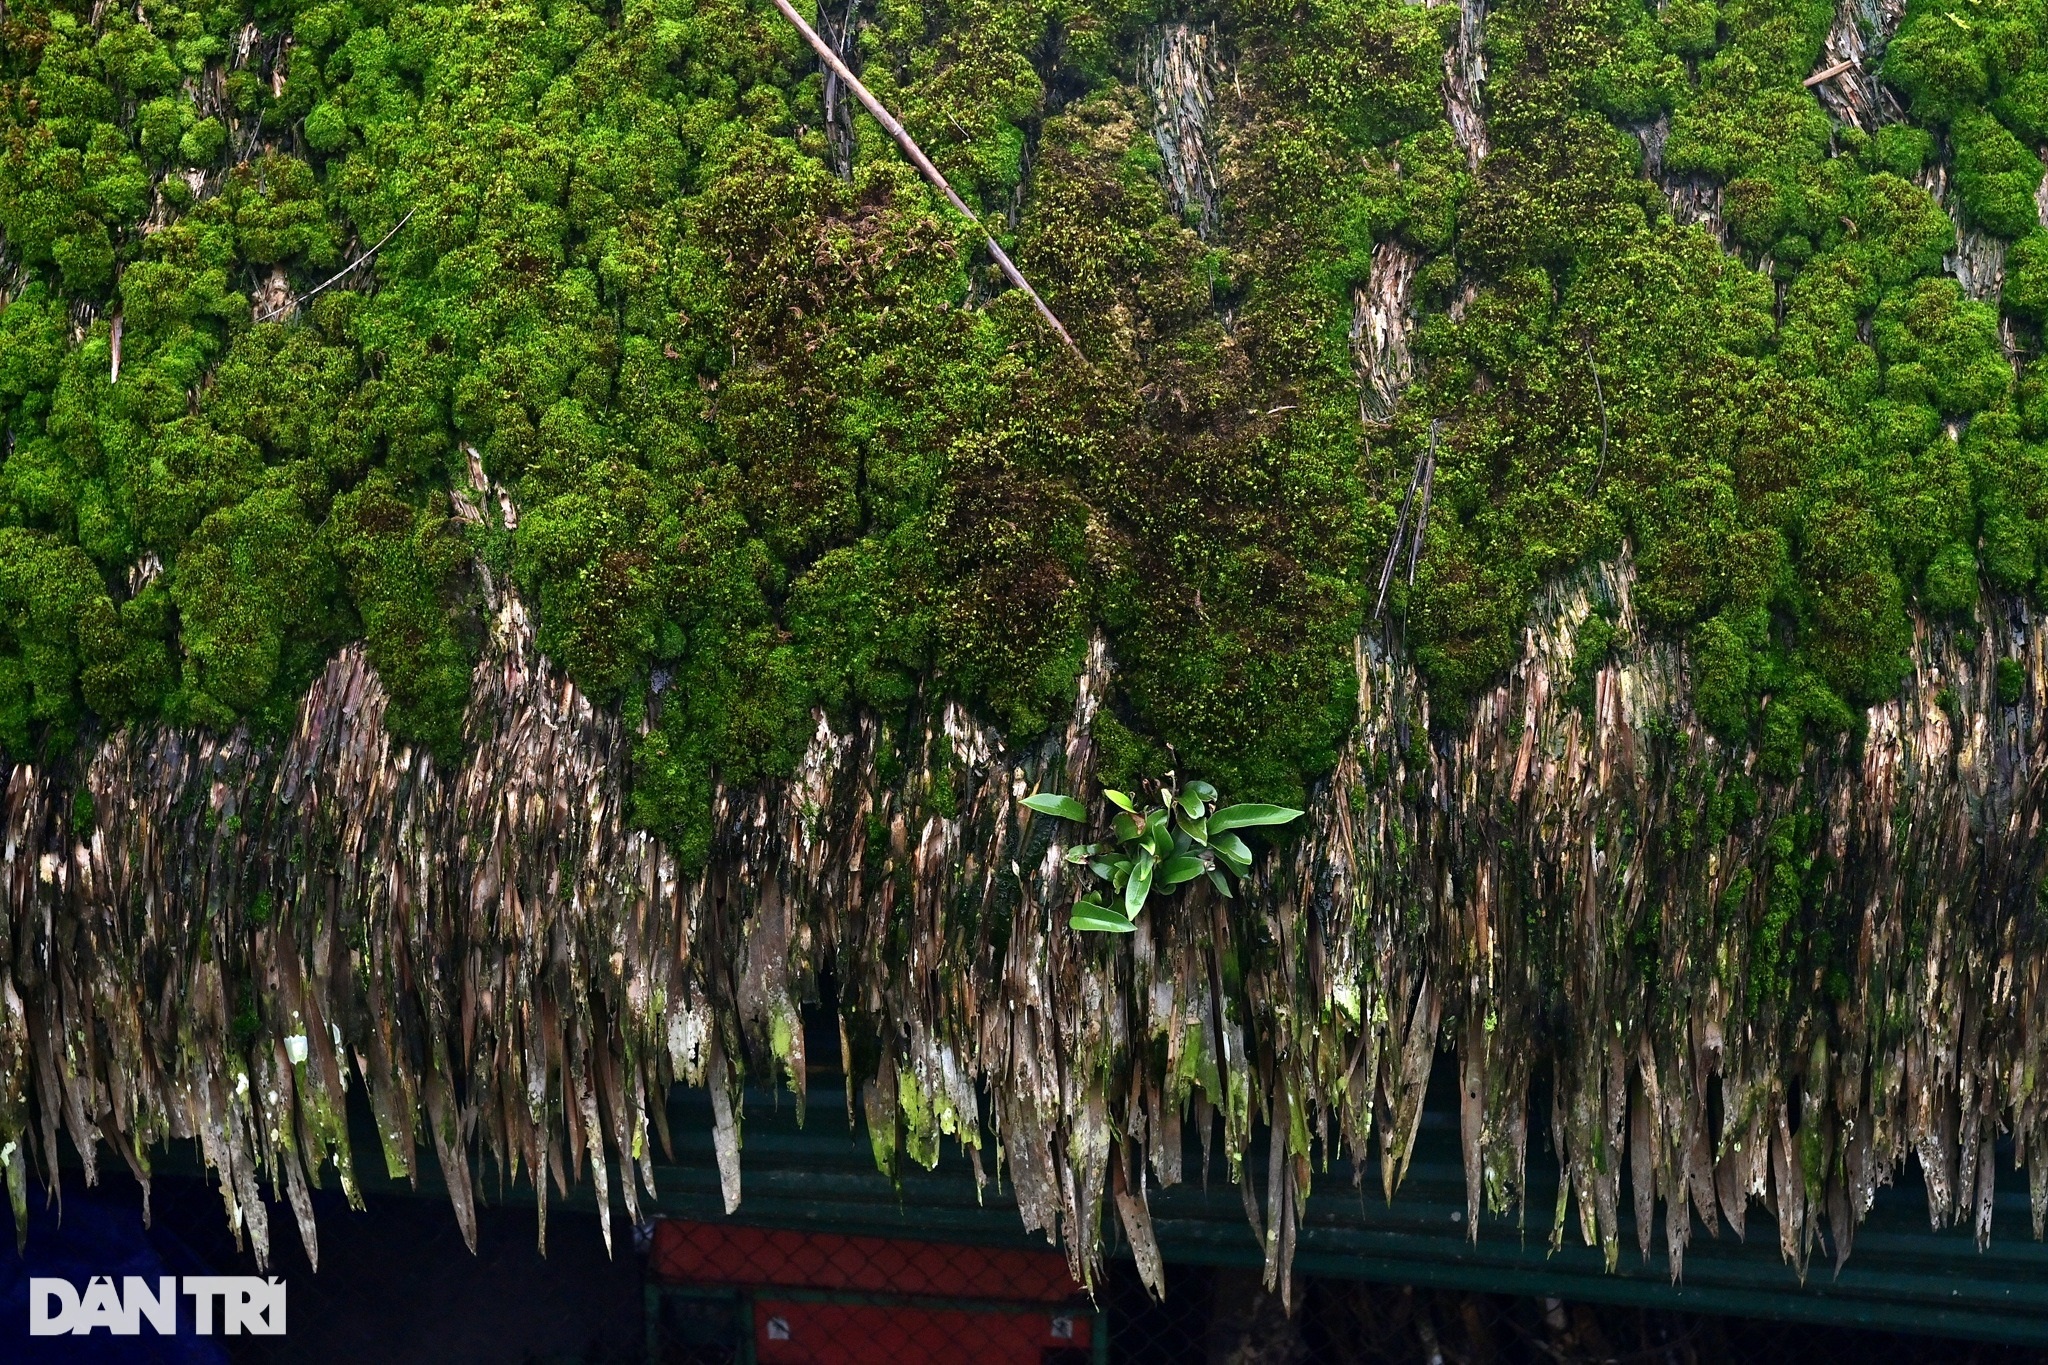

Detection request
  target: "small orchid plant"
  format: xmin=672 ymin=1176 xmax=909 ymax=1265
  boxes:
xmin=1022 ymin=776 xmax=1303 ymax=933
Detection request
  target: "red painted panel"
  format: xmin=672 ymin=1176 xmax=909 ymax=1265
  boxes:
xmin=752 ymin=1298 xmax=1091 ymax=1365
xmin=649 ymin=1219 xmax=1085 ymax=1305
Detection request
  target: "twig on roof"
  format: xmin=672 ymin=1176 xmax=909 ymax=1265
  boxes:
xmin=1804 ymin=58 xmax=1856 ymax=87
xmin=255 ymin=207 xmax=415 ymax=323
xmin=1405 ymin=425 xmax=1436 ymax=591
xmin=1375 ymin=450 xmax=1424 ymax=621
xmin=765 ymin=0 xmax=1082 ymax=357
xmin=1375 ymin=419 xmax=1440 ymax=620
xmin=237 ymin=107 xmax=264 ymax=165
xmin=818 ymin=0 xmax=857 ymax=179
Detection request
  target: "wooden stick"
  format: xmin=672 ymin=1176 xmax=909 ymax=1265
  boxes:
xmin=818 ymin=0 xmax=855 ymax=178
xmin=256 ymin=207 xmax=415 ymax=323
xmin=1804 ymin=58 xmax=1855 ymax=87
xmin=236 ymin=106 xmax=264 ymax=165
xmin=1374 ymin=450 xmax=1425 ymax=621
xmin=765 ymin=0 xmax=1081 ymax=356
xmin=1405 ymin=422 xmax=1437 ymax=590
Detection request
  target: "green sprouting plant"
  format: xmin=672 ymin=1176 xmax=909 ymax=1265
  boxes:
xmin=1023 ymin=778 xmax=1304 ymax=933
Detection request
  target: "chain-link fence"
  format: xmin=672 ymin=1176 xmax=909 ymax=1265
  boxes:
xmin=644 ymin=1218 xmax=2048 ymax=1365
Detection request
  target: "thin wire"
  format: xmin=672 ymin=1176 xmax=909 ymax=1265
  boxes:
xmin=255 ymin=207 xmax=415 ymax=323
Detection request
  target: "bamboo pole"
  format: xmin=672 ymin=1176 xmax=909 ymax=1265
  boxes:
xmin=765 ymin=0 xmax=1082 ymax=357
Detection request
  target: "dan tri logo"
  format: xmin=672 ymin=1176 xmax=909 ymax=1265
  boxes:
xmin=28 ymin=1276 xmax=286 ymax=1335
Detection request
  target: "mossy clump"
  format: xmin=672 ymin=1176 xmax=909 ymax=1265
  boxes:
xmin=1374 ymin=0 xmax=2048 ymax=765
xmin=3 ymin=0 xmax=2048 ymax=860
xmin=1562 ymin=609 xmax=1619 ymax=714
xmin=1998 ymin=656 xmax=2028 ymax=706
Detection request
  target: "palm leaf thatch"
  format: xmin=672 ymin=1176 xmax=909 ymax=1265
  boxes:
xmin=4 ymin=467 xmax=2043 ymax=1297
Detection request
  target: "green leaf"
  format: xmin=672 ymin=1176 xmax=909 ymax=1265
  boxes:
xmin=1145 ymin=808 xmax=1172 ymax=857
xmin=1212 ymin=831 xmax=1252 ymax=870
xmin=1209 ymin=803 xmax=1305 ymax=832
xmin=1113 ymin=810 xmax=1143 ymax=843
xmin=1071 ymin=900 xmax=1137 ymax=933
xmin=1125 ymin=849 xmax=1155 ymax=918
xmin=1023 ymin=792 xmax=1088 ymax=821
xmin=1159 ymin=853 xmax=1205 ymax=885
xmin=1103 ymin=788 xmax=1137 ymax=813
xmin=1186 ymin=780 xmax=1218 ymax=802
xmin=1207 ymin=868 xmax=1233 ymax=899
xmin=1062 ymin=845 xmax=1094 ymax=864
xmin=1176 ymin=810 xmax=1209 ymax=845
xmin=1179 ymin=788 xmax=1204 ymax=818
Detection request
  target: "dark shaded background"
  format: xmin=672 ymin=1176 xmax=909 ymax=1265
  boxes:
xmin=2 ymin=1161 xmax=643 ymax=1364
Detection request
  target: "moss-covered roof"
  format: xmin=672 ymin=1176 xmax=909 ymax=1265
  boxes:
xmin=4 ymin=0 xmax=2040 ymax=833
xmin=4 ymin=0 xmax=2048 ymax=1305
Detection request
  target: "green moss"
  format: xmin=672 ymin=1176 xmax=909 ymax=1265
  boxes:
xmin=786 ymin=532 xmax=932 ymax=725
xmin=514 ymin=462 xmax=677 ymax=706
xmin=0 ymin=527 xmax=119 ymax=751
xmin=1998 ymin=657 xmax=2027 ymax=705
xmin=1968 ymin=413 xmax=2048 ymax=594
xmin=927 ymin=736 xmax=959 ymax=819
xmin=178 ymin=116 xmax=228 ymax=167
xmin=1884 ymin=0 xmax=1998 ymax=123
xmin=2009 ymin=233 xmax=2048 ymax=322
xmin=304 ymin=102 xmax=349 ymax=154
xmin=1951 ymin=108 xmax=2045 ymax=240
xmin=169 ymin=487 xmax=342 ymax=731
xmin=1691 ymin=610 xmax=1760 ymax=740
xmin=1866 ymin=124 xmax=1935 ymax=180
xmin=1663 ymin=0 xmax=1834 ymax=185
xmin=1091 ymin=708 xmax=1167 ymax=795
xmin=1758 ymin=670 xmax=1855 ymax=779
xmin=1658 ymin=0 xmax=1718 ymax=58
xmin=1707 ymin=772 xmax=1758 ymax=843
xmin=2 ymin=0 xmax=2046 ymax=869
xmin=330 ymin=476 xmax=478 ymax=761
xmin=1749 ymin=809 xmax=1820 ymax=1008
xmin=1562 ymin=609 xmax=1618 ymax=713
xmin=1922 ymin=541 xmax=1981 ymax=614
